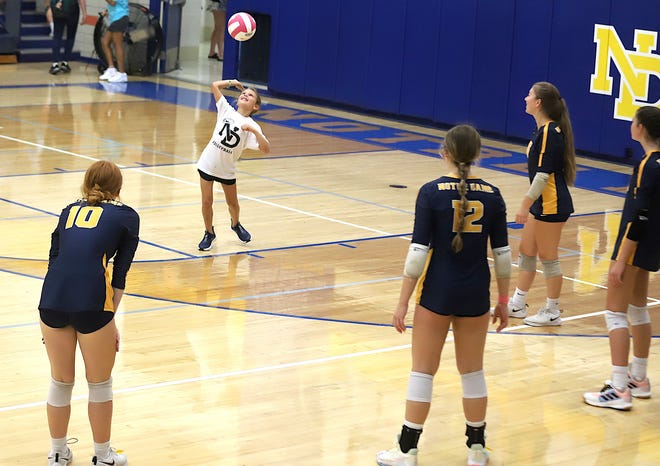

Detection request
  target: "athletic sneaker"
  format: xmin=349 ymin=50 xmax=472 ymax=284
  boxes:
xmin=59 ymin=61 xmax=71 ymax=73
xmin=231 ymin=222 xmax=251 ymax=243
xmin=523 ymin=307 xmax=562 ymax=327
xmin=467 ymin=444 xmax=489 ymax=466
xmin=376 ymin=438 xmax=418 ymax=466
xmin=198 ymin=228 xmax=216 ymax=251
xmin=507 ymin=302 xmax=528 ymax=318
xmin=628 ymin=373 xmax=651 ymax=399
xmin=108 ymin=72 xmax=128 ymax=83
xmin=91 ymin=448 xmax=128 ymax=466
xmin=99 ymin=67 xmax=117 ymax=80
xmin=48 ymin=447 xmax=72 ymax=466
xmin=49 ymin=63 xmax=61 ymax=75
xmin=583 ymin=383 xmax=632 ymax=410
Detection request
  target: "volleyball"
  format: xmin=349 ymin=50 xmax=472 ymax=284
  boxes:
xmin=227 ymin=12 xmax=257 ymax=41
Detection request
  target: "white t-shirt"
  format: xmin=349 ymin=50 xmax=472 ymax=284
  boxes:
xmin=196 ymin=95 xmax=263 ymax=180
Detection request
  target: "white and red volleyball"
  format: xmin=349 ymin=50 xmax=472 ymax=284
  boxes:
xmin=227 ymin=12 xmax=257 ymax=41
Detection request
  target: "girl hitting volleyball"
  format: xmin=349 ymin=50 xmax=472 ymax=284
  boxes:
xmin=196 ymin=79 xmax=270 ymax=250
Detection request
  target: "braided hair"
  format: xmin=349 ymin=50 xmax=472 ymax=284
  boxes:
xmin=442 ymin=125 xmax=482 ymax=253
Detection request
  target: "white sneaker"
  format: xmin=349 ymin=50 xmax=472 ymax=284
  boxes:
xmin=627 ymin=372 xmax=652 ymax=399
xmin=507 ymin=301 xmax=528 ymax=318
xmin=48 ymin=447 xmax=73 ymax=466
xmin=583 ymin=383 xmax=632 ymax=410
xmin=467 ymin=444 xmax=489 ymax=466
xmin=91 ymin=449 xmax=127 ymax=466
xmin=108 ymin=72 xmax=128 ymax=83
xmin=376 ymin=438 xmax=418 ymax=466
xmin=523 ymin=307 xmax=562 ymax=327
xmin=99 ymin=67 xmax=117 ymax=80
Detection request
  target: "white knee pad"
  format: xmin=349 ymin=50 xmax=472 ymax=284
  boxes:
xmin=48 ymin=378 xmax=74 ymax=407
xmin=628 ymin=305 xmax=651 ymax=326
xmin=518 ymin=253 xmax=537 ymax=272
xmin=461 ymin=370 xmax=487 ymax=399
xmin=541 ymin=259 xmax=562 ymax=278
xmin=406 ymin=371 xmax=433 ymax=403
xmin=88 ymin=377 xmax=113 ymax=403
xmin=605 ymin=311 xmax=628 ymax=332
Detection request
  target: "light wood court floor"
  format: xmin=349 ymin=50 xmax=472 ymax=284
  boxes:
xmin=1 ymin=63 xmax=659 ymax=465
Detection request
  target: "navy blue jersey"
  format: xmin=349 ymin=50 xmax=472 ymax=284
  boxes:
xmin=527 ymin=122 xmax=574 ymax=219
xmin=412 ymin=176 xmax=508 ymax=316
xmin=39 ymin=199 xmax=140 ymax=313
xmin=612 ymin=150 xmax=660 ymax=272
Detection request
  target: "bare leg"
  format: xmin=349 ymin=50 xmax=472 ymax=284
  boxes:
xmin=78 ymin=320 xmax=118 ymax=443
xmin=630 ymin=269 xmax=651 ymax=358
xmin=453 ymin=313 xmax=490 ymax=422
xmin=221 ymin=182 xmax=240 ymax=227
xmin=199 ymin=177 xmax=215 ymax=233
xmin=515 ymin=219 xmax=539 ymax=292
xmin=112 ymin=32 xmax=125 ymax=74
xmin=535 ymin=220 xmax=566 ymax=299
xmin=404 ymin=306 xmax=451 ymax=424
xmin=606 ymin=262 xmax=636 ymax=367
xmin=40 ymin=322 xmax=77 ymax=439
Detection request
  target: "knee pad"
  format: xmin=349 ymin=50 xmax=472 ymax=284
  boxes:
xmin=406 ymin=371 xmax=433 ymax=403
xmin=48 ymin=378 xmax=74 ymax=407
xmin=605 ymin=311 xmax=628 ymax=332
xmin=518 ymin=253 xmax=537 ymax=273
xmin=461 ymin=370 xmax=487 ymax=399
xmin=628 ymin=305 xmax=651 ymax=326
xmin=541 ymin=259 xmax=562 ymax=278
xmin=88 ymin=377 xmax=113 ymax=403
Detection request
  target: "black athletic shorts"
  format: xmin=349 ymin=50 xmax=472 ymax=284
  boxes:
xmin=40 ymin=309 xmax=115 ymax=334
xmin=108 ymin=15 xmax=129 ymax=33
xmin=198 ymin=169 xmax=236 ymax=185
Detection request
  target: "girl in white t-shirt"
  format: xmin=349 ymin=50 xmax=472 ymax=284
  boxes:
xmin=196 ymin=79 xmax=270 ymax=250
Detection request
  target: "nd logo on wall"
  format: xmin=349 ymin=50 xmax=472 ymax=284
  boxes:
xmin=590 ymin=24 xmax=660 ymax=121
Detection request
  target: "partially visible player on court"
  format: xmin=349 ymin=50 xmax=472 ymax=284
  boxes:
xmin=196 ymin=78 xmax=270 ymax=250
xmin=508 ymin=81 xmax=576 ymax=327
xmin=376 ymin=125 xmax=510 ymax=466
xmin=39 ymin=161 xmax=139 ymax=466
xmin=583 ymin=106 xmax=660 ymax=410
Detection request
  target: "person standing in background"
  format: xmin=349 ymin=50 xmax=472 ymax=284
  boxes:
xmin=98 ymin=0 xmax=129 ymax=83
xmin=205 ymin=0 xmax=227 ymax=61
xmin=508 ymin=81 xmax=576 ymax=327
xmin=48 ymin=0 xmax=87 ymax=75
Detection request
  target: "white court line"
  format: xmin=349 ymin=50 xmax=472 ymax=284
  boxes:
xmin=0 ymin=134 xmax=397 ymax=237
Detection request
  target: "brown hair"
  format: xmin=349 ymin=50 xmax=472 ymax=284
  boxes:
xmin=443 ymin=125 xmax=482 ymax=253
xmin=246 ymin=87 xmax=262 ymax=116
xmin=635 ymin=106 xmax=660 ymax=142
xmin=532 ymin=82 xmax=576 ymax=186
xmin=82 ymin=160 xmax=123 ymax=205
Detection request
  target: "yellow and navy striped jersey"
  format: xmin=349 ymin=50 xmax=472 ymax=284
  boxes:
xmin=39 ymin=199 xmax=140 ymax=313
xmin=526 ymin=121 xmax=574 ymax=218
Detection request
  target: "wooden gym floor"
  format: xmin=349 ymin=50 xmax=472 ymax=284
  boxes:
xmin=1 ymin=63 xmax=659 ymax=465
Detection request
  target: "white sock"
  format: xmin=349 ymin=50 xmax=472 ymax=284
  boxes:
xmin=49 ymin=23 xmax=54 ymax=34
xmin=94 ymin=441 xmax=111 ymax=459
xmin=510 ymin=288 xmax=528 ymax=309
xmin=50 ymin=436 xmax=67 ymax=452
xmin=546 ymin=297 xmax=560 ymax=313
xmin=466 ymin=420 xmax=485 ymax=428
xmin=403 ymin=419 xmax=424 ymax=430
xmin=611 ymin=365 xmax=628 ymax=391
xmin=631 ymin=356 xmax=648 ymax=381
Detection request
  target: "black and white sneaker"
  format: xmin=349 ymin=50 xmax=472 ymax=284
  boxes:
xmin=49 ymin=63 xmax=61 ymax=75
xmin=47 ymin=447 xmax=73 ymax=465
xmin=231 ymin=221 xmax=251 ymax=243
xmin=198 ymin=228 xmax=216 ymax=251
xmin=91 ymin=448 xmax=127 ymax=465
xmin=59 ymin=61 xmax=71 ymax=73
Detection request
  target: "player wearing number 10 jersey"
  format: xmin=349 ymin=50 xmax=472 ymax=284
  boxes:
xmin=39 ymin=194 xmax=139 ymax=315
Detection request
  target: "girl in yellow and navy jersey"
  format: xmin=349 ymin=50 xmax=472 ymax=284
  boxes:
xmin=584 ymin=106 xmax=660 ymax=410
xmin=39 ymin=161 xmax=139 ymax=466
xmin=508 ymin=81 xmax=576 ymax=327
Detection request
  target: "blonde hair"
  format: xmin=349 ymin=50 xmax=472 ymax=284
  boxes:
xmin=443 ymin=125 xmax=481 ymax=253
xmin=82 ymin=160 xmax=123 ymax=205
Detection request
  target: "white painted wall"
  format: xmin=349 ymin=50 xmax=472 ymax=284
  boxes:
xmin=76 ymin=0 xmax=207 ymax=61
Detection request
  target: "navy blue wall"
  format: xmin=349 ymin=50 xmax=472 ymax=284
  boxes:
xmin=223 ymin=0 xmax=660 ymax=161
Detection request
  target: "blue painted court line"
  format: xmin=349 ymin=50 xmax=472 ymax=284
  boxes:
xmin=68 ymin=81 xmax=632 ymax=199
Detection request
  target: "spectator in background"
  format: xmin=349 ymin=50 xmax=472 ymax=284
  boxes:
xmin=205 ymin=0 xmax=227 ymax=61
xmin=48 ymin=0 xmax=87 ymax=74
